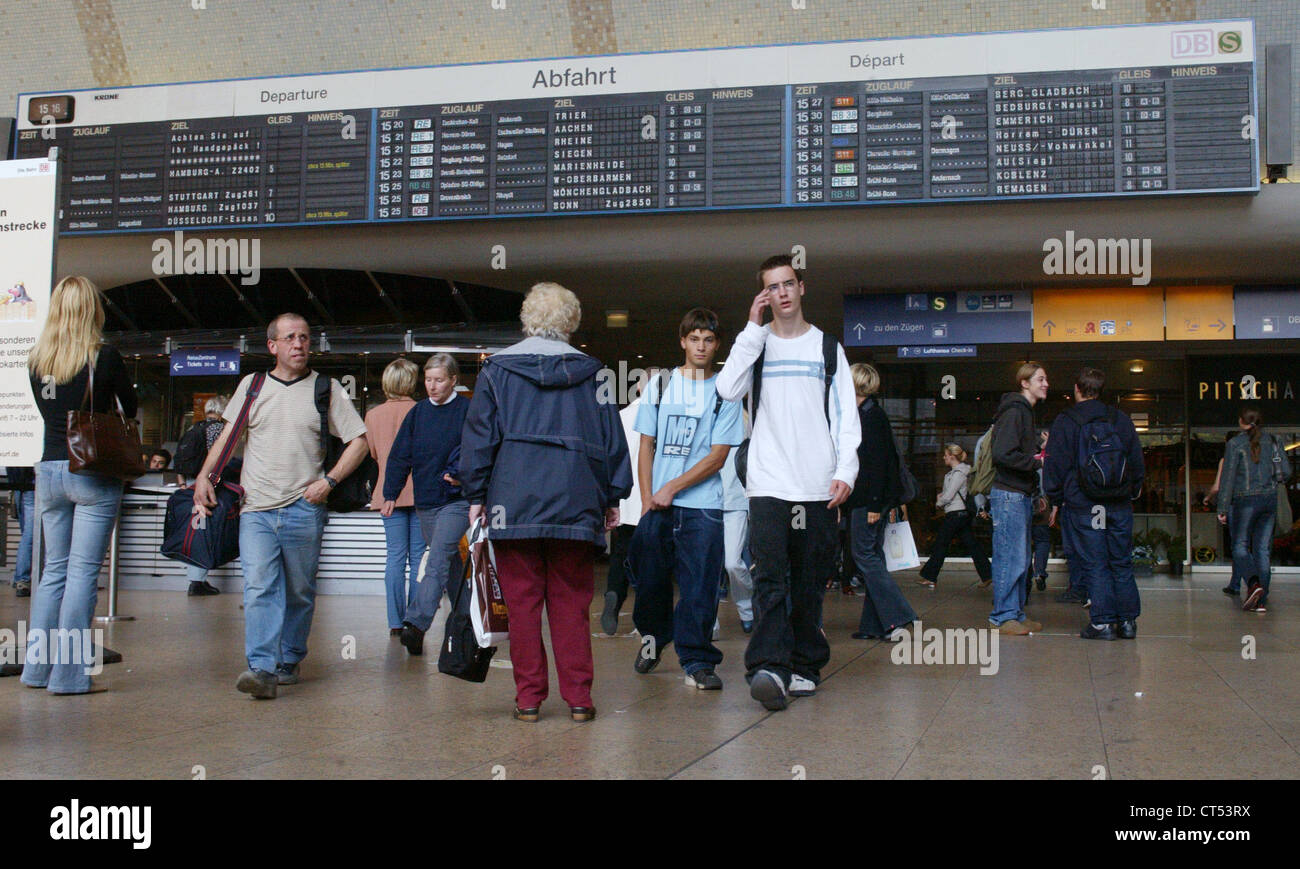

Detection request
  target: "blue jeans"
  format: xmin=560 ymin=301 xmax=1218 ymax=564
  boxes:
xmin=989 ymin=488 xmax=1032 ymax=625
xmin=629 ymin=506 xmax=725 ymax=674
xmin=407 ymin=501 xmax=470 ymax=632
xmin=239 ymin=497 xmax=328 ymax=674
xmin=13 ymin=488 xmax=34 ymax=585
xmin=1063 ymin=503 xmax=1140 ymax=624
xmin=850 ymin=508 xmax=918 ymax=636
xmin=381 ymin=507 xmax=426 ymax=629
xmin=1230 ymin=492 xmax=1276 ymax=605
xmin=22 ymin=462 xmax=122 ymax=693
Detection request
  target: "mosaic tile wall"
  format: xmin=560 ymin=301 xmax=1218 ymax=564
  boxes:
xmin=2 ymin=0 xmax=1296 ymax=165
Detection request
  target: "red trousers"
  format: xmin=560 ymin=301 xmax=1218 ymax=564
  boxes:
xmin=493 ymin=538 xmax=596 ymax=708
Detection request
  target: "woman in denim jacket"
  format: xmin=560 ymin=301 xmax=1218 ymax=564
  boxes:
xmin=1217 ymin=408 xmax=1293 ymax=613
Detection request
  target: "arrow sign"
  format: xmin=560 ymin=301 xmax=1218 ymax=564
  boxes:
xmin=172 ymin=363 xmax=183 ymax=372
xmin=853 ymin=322 xmax=865 ymax=339
xmin=1042 ymin=319 xmax=1055 ymax=336
xmin=1211 ymin=318 xmax=1227 ymax=332
xmin=170 ymin=349 xmax=240 ymax=377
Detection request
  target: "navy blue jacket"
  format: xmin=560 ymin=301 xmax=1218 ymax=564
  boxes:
xmin=459 ymin=336 xmax=632 ymax=544
xmin=1044 ymin=398 xmax=1144 ymax=509
xmin=384 ymin=395 xmax=469 ymax=509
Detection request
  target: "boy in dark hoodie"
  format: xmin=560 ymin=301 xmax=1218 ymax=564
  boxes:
xmin=988 ymin=362 xmax=1049 ymax=635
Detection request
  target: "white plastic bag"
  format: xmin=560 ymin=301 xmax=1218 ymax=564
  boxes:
xmin=465 ymin=518 xmax=509 ymax=647
xmin=883 ymin=520 xmax=921 ymax=572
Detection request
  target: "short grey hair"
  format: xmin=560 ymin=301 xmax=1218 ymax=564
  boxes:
xmin=520 ymin=282 xmax=581 ymax=341
xmin=267 ymin=312 xmax=309 ymax=343
xmin=205 ymin=394 xmax=229 ymax=416
xmin=424 ymin=353 xmax=459 ymax=378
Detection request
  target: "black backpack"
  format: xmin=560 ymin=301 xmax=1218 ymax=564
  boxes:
xmin=735 ymin=331 xmax=838 ymax=487
xmin=438 ymin=556 xmax=496 ymax=683
xmin=1068 ymin=404 xmax=1135 ymax=502
xmin=176 ymin=419 xmax=216 ymax=478
xmin=314 ymin=375 xmax=378 ymax=512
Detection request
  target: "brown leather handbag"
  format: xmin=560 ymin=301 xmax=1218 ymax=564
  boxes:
xmin=66 ymin=357 xmax=147 ymax=481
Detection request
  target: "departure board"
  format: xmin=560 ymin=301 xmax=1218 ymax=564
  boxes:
xmin=13 ymin=19 xmax=1259 ymax=235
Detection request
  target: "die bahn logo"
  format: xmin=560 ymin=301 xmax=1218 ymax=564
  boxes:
xmin=1171 ymin=29 xmax=1242 ymax=59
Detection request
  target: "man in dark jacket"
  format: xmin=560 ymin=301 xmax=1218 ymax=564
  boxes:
xmin=459 ymin=282 xmax=632 ymax=722
xmin=988 ymin=362 xmax=1049 ymax=635
xmin=1044 ymin=367 xmax=1145 ymax=640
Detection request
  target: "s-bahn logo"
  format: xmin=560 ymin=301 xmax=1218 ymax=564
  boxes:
xmin=1171 ymin=29 xmax=1242 ymax=59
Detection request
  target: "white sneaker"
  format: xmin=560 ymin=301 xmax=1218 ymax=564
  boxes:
xmin=749 ymin=669 xmax=788 ymax=710
xmin=788 ymin=674 xmax=816 ymax=697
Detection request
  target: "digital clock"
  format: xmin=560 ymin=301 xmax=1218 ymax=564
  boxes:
xmin=27 ymin=95 xmax=74 ymax=125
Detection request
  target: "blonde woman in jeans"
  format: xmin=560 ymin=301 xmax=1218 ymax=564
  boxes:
xmin=24 ymin=277 xmax=137 ymax=694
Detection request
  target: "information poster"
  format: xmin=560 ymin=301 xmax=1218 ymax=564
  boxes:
xmin=0 ymin=158 xmax=58 ymax=466
xmin=1034 ymin=287 xmax=1165 ymax=342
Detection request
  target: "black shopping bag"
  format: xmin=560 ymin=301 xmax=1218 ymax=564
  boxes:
xmin=437 ymin=550 xmax=496 ymax=682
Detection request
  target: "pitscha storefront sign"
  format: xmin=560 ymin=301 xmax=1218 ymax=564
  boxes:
xmin=1188 ymin=355 xmax=1300 ymax=425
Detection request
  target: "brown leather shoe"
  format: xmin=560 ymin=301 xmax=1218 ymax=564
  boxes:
xmin=993 ymin=619 xmax=1030 ymax=636
xmin=1021 ymin=619 xmax=1043 ymax=633
xmin=512 ymin=706 xmax=539 ymax=722
xmin=569 ymin=706 xmax=596 ymax=722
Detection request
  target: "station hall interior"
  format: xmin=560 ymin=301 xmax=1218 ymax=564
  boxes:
xmin=1 ymin=0 xmax=1299 ymax=779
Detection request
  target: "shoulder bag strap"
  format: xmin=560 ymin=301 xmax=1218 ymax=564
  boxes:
xmin=206 ymin=372 xmax=265 ymax=486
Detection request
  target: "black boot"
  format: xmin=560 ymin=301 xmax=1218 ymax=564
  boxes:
xmin=188 ymin=581 xmax=219 ymax=597
xmin=400 ymin=622 xmax=425 ymax=656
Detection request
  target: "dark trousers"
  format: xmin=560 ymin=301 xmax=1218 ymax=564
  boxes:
xmin=629 ymin=506 xmax=725 ymax=674
xmin=604 ymin=524 xmax=635 ymax=606
xmin=851 ymin=508 xmax=918 ymax=635
xmin=1059 ymin=512 xmax=1086 ymax=594
xmin=919 ymin=509 xmax=990 ymax=583
xmin=744 ymin=497 xmax=835 ymax=685
xmin=1063 ymin=503 xmax=1140 ymax=624
xmin=493 ymin=538 xmax=595 ymax=708
xmin=1030 ymin=524 xmax=1050 ymax=578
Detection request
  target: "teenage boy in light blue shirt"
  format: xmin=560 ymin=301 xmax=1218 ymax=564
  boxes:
xmin=629 ymin=308 xmax=744 ymax=690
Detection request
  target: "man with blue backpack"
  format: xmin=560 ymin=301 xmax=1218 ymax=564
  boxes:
xmin=1044 ymin=367 xmax=1145 ymax=640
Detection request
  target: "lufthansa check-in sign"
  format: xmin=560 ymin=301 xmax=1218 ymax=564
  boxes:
xmin=170 ymin=349 xmax=240 ymax=377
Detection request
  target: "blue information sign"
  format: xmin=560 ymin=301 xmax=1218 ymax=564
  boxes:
xmin=897 ymin=345 xmax=977 ymax=358
xmin=170 ymin=349 xmax=241 ymax=377
xmin=1233 ymin=286 xmax=1300 ymax=340
xmin=844 ymin=291 xmax=1032 ymax=347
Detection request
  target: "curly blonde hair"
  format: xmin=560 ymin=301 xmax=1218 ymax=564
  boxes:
xmin=520 ymin=282 xmax=581 ymax=341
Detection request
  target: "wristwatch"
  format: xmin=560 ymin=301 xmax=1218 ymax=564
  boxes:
xmin=324 ymin=475 xmax=338 ymax=489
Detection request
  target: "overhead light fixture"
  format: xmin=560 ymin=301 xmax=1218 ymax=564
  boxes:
xmin=411 ymin=343 xmax=511 ymax=354
xmin=1129 ymin=361 xmax=1145 ymax=374
xmin=606 ymin=309 xmax=629 ymax=329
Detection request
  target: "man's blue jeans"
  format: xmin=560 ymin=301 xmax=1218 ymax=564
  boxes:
xmin=13 ymin=488 xmax=34 ymax=586
xmin=381 ymin=507 xmax=426 ymax=629
xmin=239 ymin=497 xmax=328 ymax=674
xmin=1062 ymin=503 xmax=1140 ymax=624
xmin=23 ymin=462 xmax=122 ymax=694
xmin=406 ymin=500 xmax=470 ymax=632
xmin=990 ymin=488 xmax=1032 ymax=625
xmin=629 ymin=506 xmax=725 ymax=674
xmin=1230 ymin=492 xmax=1276 ymax=605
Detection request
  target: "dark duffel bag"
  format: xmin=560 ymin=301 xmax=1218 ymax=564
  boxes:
xmin=437 ymin=555 xmax=496 ymax=683
xmin=161 ymin=481 xmax=243 ymax=570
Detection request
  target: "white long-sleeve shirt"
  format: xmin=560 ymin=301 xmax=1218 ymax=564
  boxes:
xmin=716 ymin=321 xmax=860 ymax=502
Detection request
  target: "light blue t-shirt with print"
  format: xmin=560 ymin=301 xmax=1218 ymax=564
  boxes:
xmin=634 ymin=370 xmax=744 ymax=511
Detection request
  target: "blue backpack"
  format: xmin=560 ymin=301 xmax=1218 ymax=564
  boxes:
xmin=1068 ymin=405 xmax=1134 ymax=502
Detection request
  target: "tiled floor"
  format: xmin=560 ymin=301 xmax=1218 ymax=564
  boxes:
xmin=1 ymin=569 xmax=1297 ymax=779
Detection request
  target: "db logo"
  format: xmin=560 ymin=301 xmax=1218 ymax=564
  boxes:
xmin=1171 ymin=29 xmax=1213 ymax=59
